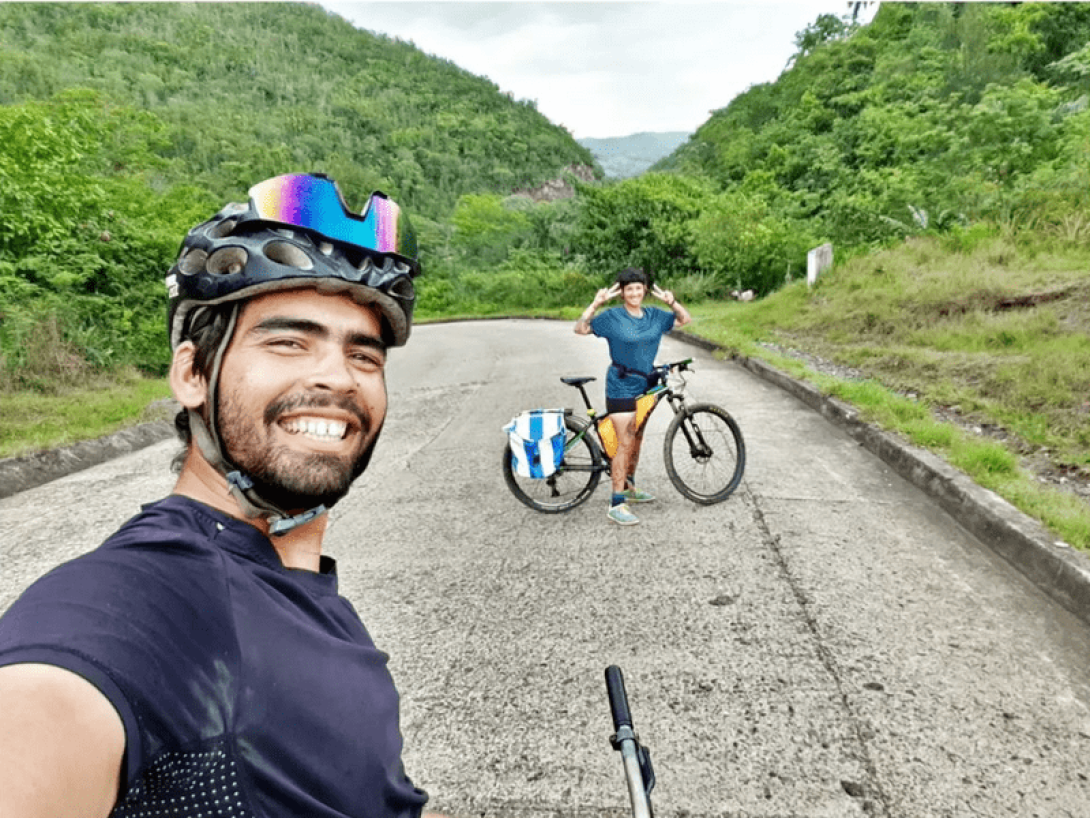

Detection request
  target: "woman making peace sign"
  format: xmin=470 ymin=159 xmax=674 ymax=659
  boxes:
xmin=574 ymin=267 xmax=692 ymax=525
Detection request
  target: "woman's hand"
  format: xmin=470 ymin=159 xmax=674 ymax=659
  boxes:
xmin=594 ymin=283 xmax=622 ymax=308
xmin=577 ymin=284 xmax=622 ymax=335
xmin=650 ymin=284 xmax=676 ymax=306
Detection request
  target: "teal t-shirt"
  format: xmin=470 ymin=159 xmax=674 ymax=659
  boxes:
xmin=590 ymin=306 xmax=675 ymax=398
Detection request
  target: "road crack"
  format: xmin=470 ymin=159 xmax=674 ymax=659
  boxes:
xmin=747 ymin=491 xmax=895 ymax=817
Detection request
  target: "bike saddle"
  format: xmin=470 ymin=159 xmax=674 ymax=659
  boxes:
xmin=561 ymin=376 xmax=596 ymax=387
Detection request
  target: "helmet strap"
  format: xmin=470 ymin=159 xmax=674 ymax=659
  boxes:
xmin=190 ymin=304 xmax=330 ymax=537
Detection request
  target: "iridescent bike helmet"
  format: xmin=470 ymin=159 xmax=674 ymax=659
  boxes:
xmin=164 ymin=173 xmax=421 ymax=534
xmin=167 ymin=172 xmax=419 ymax=349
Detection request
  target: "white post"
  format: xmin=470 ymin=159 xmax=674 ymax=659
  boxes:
xmin=807 ymin=242 xmax=833 ymax=288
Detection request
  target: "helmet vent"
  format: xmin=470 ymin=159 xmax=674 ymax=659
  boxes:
xmin=265 ymin=240 xmax=315 ymax=271
xmin=207 ymin=247 xmax=248 ymax=276
xmin=208 ymin=218 xmax=240 ymax=239
xmin=390 ymin=277 xmax=415 ymax=300
xmin=178 ymin=248 xmax=208 ymax=275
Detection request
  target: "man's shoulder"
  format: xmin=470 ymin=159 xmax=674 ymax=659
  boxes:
xmin=104 ymin=494 xmax=225 ymax=553
xmin=6 ymin=496 xmax=229 ymax=623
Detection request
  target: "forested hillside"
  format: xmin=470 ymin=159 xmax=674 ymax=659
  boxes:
xmin=0 ymin=2 xmax=594 ymax=217
xmin=4 ymin=2 xmax=1090 ymax=396
xmin=654 ymin=2 xmax=1090 ymax=259
xmin=0 ymin=1 xmax=596 ymax=380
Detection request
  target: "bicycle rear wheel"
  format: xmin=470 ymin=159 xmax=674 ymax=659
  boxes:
xmin=502 ymin=415 xmax=604 ymax=513
xmin=663 ymin=403 xmax=745 ymax=504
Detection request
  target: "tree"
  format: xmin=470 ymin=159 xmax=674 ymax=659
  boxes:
xmin=689 ymin=190 xmax=816 ymax=296
xmin=451 ymin=193 xmax=531 ymax=265
xmin=571 ymin=174 xmax=712 ymax=281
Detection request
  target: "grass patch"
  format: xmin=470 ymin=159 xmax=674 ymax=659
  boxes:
xmin=0 ymin=373 xmax=172 ymax=459
xmin=685 ymin=234 xmax=1090 ymax=550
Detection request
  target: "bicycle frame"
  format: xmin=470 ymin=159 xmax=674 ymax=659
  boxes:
xmin=563 ymin=359 xmax=695 ymax=463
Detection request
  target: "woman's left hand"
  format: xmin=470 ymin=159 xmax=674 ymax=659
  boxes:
xmin=651 ymin=284 xmax=676 ymax=306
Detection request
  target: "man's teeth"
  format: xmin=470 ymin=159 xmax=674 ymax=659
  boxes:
xmin=282 ymin=417 xmax=348 ymax=440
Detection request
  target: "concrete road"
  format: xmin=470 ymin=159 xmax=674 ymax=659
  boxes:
xmin=2 ymin=319 xmax=1089 ymax=817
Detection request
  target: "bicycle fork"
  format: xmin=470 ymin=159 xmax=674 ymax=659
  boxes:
xmin=668 ymin=396 xmax=713 ymax=461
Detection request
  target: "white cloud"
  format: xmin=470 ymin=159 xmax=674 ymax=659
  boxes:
xmin=325 ymin=1 xmax=878 ymax=138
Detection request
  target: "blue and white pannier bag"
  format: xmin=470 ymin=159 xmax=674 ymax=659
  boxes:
xmin=504 ymin=409 xmax=567 ymax=479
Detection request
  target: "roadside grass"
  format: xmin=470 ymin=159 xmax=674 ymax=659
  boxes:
xmin=686 ymin=233 xmax=1090 ymax=551
xmin=0 ymin=373 xmax=172 ymax=459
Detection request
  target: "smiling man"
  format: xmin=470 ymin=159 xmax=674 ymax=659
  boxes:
xmin=0 ymin=174 xmax=443 ymax=818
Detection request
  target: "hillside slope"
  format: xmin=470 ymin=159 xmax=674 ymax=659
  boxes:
xmin=0 ymin=1 xmax=596 ymax=219
xmin=653 ymin=3 xmax=1090 ymax=251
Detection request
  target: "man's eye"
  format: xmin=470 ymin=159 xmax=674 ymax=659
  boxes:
xmin=268 ymin=338 xmax=304 ymax=350
xmin=351 ymin=351 xmax=385 ymax=369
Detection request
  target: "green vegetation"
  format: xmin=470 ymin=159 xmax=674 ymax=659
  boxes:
xmin=0 ymin=369 xmax=172 ymax=458
xmin=683 ymin=232 xmax=1090 ymax=550
xmin=0 ymin=2 xmax=597 ymax=383
xmin=1 ymin=3 xmax=1087 ymax=549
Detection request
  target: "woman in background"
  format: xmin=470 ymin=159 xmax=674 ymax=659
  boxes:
xmin=574 ymin=267 xmax=691 ymax=525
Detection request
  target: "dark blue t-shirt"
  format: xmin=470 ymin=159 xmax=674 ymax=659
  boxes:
xmin=590 ymin=306 xmax=675 ymax=399
xmin=0 ymin=495 xmax=428 ymax=818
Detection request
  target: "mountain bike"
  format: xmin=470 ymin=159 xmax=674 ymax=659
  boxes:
xmin=502 ymin=358 xmax=745 ymax=512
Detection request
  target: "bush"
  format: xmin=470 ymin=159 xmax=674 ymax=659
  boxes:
xmin=417 ymin=250 xmax=595 ymax=317
xmin=0 ymin=312 xmax=92 ymax=392
xmin=689 ymin=190 xmax=818 ymax=296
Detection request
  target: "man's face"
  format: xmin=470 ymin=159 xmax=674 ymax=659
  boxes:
xmin=214 ymin=289 xmax=389 ymax=512
xmin=622 ymin=282 xmax=647 ymax=307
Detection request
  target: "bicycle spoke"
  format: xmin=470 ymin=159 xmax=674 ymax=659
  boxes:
xmin=663 ymin=404 xmax=745 ymax=504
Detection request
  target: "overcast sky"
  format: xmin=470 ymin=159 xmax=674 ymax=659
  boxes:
xmin=323 ymin=1 xmax=879 ymax=140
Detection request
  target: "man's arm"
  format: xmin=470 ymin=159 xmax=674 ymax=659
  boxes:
xmin=0 ymin=663 xmax=124 ymax=818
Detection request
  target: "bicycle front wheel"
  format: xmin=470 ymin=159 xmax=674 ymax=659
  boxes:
xmin=502 ymin=415 xmax=604 ymax=513
xmin=664 ymin=403 xmax=745 ymax=504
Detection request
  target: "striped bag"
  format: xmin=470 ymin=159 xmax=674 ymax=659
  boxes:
xmin=504 ymin=409 xmax=567 ymax=478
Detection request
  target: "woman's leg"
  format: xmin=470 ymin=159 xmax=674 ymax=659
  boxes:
xmin=609 ymin=411 xmax=637 ymax=496
xmin=626 ymin=422 xmax=647 ymax=487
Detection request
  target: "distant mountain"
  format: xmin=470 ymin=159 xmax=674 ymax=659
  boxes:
xmin=578 ymin=131 xmax=691 ymax=179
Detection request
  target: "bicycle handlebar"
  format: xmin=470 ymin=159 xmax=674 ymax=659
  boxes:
xmin=658 ymin=358 xmax=693 ymax=374
xmin=605 ymin=665 xmax=655 ymax=818
xmin=605 ymin=665 xmax=633 ymax=732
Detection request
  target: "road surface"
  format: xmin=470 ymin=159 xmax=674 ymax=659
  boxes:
xmin=2 ymin=319 xmax=1089 ymax=817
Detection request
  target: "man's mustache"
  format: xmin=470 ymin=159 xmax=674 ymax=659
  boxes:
xmin=263 ymin=393 xmax=371 ymax=438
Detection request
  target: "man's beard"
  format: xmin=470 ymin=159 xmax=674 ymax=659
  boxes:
xmin=216 ymin=390 xmax=382 ymax=512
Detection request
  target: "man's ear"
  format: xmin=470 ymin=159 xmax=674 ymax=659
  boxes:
xmin=170 ymin=341 xmax=208 ymax=411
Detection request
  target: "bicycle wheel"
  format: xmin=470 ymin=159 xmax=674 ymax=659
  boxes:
xmin=502 ymin=415 xmax=605 ymax=513
xmin=663 ymin=403 xmax=745 ymax=504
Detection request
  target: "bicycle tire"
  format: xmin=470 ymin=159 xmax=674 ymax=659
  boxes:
xmin=502 ymin=414 xmax=604 ymax=513
xmin=663 ymin=403 xmax=745 ymax=504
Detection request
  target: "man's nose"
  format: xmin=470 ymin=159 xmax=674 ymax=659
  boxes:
xmin=305 ymin=347 xmax=357 ymax=392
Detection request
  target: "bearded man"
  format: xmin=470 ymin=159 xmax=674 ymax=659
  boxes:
xmin=0 ymin=173 xmax=445 ymax=818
